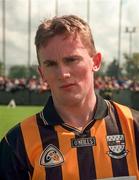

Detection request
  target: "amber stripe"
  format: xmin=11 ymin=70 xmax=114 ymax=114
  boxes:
xmin=21 ymin=115 xmax=46 ymax=180
xmin=91 ymin=119 xmax=113 ymax=179
xmin=113 ymin=103 xmax=139 ymax=177
xmin=55 ymin=125 xmax=80 ymax=180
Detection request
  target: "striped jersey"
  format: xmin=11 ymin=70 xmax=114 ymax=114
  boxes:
xmin=0 ymin=95 xmax=139 ymax=180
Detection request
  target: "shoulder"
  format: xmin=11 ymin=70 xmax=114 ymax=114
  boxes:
xmin=2 ymin=123 xmax=22 ymax=147
xmin=130 ymin=108 xmax=139 ymax=128
xmin=130 ymin=108 xmax=139 ymax=120
xmin=0 ymin=115 xmax=37 ymax=165
xmin=0 ymin=123 xmax=25 ymax=169
xmin=1 ymin=114 xmax=36 ymax=150
xmin=0 ymin=120 xmax=33 ymax=178
xmin=109 ymin=100 xmax=139 ymax=123
xmin=110 ymin=100 xmax=131 ymax=111
xmin=0 ymin=123 xmax=21 ymax=160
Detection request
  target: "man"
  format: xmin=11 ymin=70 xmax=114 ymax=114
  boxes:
xmin=0 ymin=15 xmax=139 ymax=180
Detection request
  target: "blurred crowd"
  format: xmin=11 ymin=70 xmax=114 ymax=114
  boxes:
xmin=0 ymin=76 xmax=48 ymax=93
xmin=0 ymin=76 xmax=139 ymax=93
xmin=94 ymin=76 xmax=139 ymax=92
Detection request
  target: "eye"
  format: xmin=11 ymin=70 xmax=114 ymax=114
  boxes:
xmin=66 ymin=57 xmax=77 ymax=62
xmin=44 ymin=61 xmax=57 ymax=67
xmin=65 ymin=56 xmax=82 ymax=64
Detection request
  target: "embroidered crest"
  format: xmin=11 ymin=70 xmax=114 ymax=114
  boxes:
xmin=106 ymin=134 xmax=128 ymax=159
xmin=39 ymin=144 xmax=64 ymax=167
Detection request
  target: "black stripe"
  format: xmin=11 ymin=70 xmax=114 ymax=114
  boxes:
xmin=76 ymin=130 xmax=96 ymax=180
xmin=107 ymin=101 xmax=123 ymax=134
xmin=133 ymin=120 xmax=139 ymax=169
xmin=36 ymin=114 xmax=63 ymax=180
xmin=131 ymin=109 xmax=139 ymax=169
xmin=105 ymin=102 xmax=129 ymax=176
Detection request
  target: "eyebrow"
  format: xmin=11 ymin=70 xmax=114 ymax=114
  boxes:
xmin=42 ymin=55 xmax=83 ymax=64
xmin=64 ymin=55 xmax=83 ymax=60
xmin=42 ymin=59 xmax=55 ymax=64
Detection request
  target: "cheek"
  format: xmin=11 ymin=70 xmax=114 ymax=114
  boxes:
xmin=43 ymin=74 xmax=54 ymax=84
xmin=43 ymin=72 xmax=59 ymax=88
xmin=75 ymin=64 xmax=92 ymax=80
xmin=40 ymin=66 xmax=52 ymax=78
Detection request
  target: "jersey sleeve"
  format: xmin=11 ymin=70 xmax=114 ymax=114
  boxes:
xmin=0 ymin=137 xmax=30 ymax=180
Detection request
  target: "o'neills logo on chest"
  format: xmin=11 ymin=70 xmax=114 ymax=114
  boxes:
xmin=71 ymin=137 xmax=96 ymax=148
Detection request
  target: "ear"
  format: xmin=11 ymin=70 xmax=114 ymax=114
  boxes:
xmin=38 ymin=66 xmax=50 ymax=90
xmin=38 ymin=66 xmax=45 ymax=81
xmin=92 ymin=52 xmax=102 ymax=72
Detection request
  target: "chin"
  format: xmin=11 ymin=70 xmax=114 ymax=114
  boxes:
xmin=60 ymin=93 xmax=84 ymax=106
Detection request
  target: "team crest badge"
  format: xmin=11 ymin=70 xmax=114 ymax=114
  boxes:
xmin=39 ymin=144 xmax=64 ymax=167
xmin=106 ymin=134 xmax=128 ymax=159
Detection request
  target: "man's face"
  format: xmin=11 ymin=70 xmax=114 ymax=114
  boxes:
xmin=38 ymin=34 xmax=101 ymax=106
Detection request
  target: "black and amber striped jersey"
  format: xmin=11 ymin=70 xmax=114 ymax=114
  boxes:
xmin=0 ymin=95 xmax=139 ymax=180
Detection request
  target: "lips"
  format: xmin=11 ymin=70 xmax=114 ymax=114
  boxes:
xmin=60 ymin=83 xmax=76 ymax=89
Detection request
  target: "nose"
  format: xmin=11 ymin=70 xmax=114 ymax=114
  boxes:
xmin=57 ymin=64 xmax=71 ymax=80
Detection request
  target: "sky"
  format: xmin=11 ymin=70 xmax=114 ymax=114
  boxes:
xmin=0 ymin=0 xmax=139 ymax=70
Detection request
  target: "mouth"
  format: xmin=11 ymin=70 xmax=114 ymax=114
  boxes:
xmin=60 ymin=83 xmax=76 ymax=89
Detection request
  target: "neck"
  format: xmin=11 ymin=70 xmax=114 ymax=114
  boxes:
xmin=54 ymin=91 xmax=97 ymax=129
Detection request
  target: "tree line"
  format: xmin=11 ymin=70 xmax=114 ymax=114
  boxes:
xmin=97 ymin=52 xmax=139 ymax=80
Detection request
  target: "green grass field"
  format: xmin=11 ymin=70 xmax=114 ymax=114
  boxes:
xmin=0 ymin=106 xmax=43 ymax=139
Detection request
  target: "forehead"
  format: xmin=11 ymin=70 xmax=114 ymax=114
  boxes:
xmin=38 ymin=34 xmax=89 ymax=59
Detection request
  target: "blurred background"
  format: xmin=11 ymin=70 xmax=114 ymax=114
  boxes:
xmin=0 ymin=0 xmax=139 ymax=138
xmin=0 ymin=0 xmax=139 ymax=104
xmin=0 ymin=0 xmax=139 ymax=74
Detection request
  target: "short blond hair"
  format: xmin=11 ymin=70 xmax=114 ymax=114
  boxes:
xmin=35 ymin=15 xmax=96 ymax=63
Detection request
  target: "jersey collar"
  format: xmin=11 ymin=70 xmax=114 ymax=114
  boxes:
xmin=40 ymin=94 xmax=108 ymax=126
